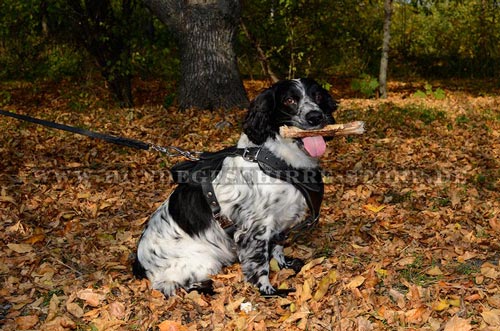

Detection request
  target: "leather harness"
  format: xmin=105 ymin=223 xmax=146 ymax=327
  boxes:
xmin=170 ymin=146 xmax=324 ymax=237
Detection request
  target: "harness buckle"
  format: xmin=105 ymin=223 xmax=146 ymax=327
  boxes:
xmin=242 ymin=147 xmax=260 ymax=162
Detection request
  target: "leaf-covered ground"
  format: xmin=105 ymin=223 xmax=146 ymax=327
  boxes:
xmin=0 ymin=79 xmax=499 ymax=331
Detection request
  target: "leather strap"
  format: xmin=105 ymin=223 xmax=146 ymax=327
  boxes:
xmin=193 ymin=146 xmax=323 ymax=234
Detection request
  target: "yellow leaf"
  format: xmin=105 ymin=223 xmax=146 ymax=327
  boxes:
xmin=432 ymin=299 xmax=449 ymax=311
xmin=448 ymin=298 xmax=461 ymax=307
xmin=313 ymin=270 xmax=337 ymax=301
xmin=77 ymin=192 xmax=90 ymax=199
xmin=7 ymin=243 xmax=33 ymax=254
xmin=270 ymin=258 xmax=280 ymax=272
xmin=376 ymin=269 xmax=388 ymax=278
xmin=363 ymin=204 xmax=386 ymax=213
xmin=346 ymin=275 xmax=365 ymax=289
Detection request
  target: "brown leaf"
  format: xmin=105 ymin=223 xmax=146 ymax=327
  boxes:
xmin=7 ymin=243 xmax=33 ymax=253
xmin=388 ymin=288 xmax=406 ymax=309
xmin=108 ymin=301 xmax=126 ymax=320
xmin=489 ymin=216 xmax=500 ymax=232
xmin=47 ymin=294 xmax=61 ymax=322
xmin=346 ymin=275 xmax=365 ymax=289
xmin=481 ymin=309 xmax=500 ymax=326
xmin=40 ymin=315 xmax=77 ymax=331
xmin=77 ymin=289 xmax=106 ymax=307
xmin=480 ymin=262 xmax=499 ymax=279
xmin=444 ymin=316 xmax=472 ymax=331
xmin=66 ymin=302 xmax=84 ymax=318
xmin=158 ymin=320 xmax=188 ymax=331
xmin=15 ymin=315 xmax=39 ymax=330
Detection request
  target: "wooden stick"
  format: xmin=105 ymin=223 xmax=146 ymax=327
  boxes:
xmin=279 ymin=121 xmax=365 ymax=138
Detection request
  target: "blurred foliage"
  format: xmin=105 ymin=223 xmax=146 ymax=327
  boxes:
xmin=0 ymin=0 xmax=498 ymax=99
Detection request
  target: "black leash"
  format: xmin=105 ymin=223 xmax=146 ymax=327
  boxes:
xmin=0 ymin=109 xmax=201 ymax=160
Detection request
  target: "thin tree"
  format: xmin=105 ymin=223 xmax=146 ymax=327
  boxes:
xmin=142 ymin=0 xmax=249 ymax=110
xmin=379 ymin=0 xmax=393 ymax=99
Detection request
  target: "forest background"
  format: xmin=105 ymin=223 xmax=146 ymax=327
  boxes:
xmin=1 ymin=0 xmax=499 ymax=107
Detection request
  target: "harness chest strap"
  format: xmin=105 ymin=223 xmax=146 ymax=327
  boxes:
xmin=196 ymin=147 xmax=324 ymax=234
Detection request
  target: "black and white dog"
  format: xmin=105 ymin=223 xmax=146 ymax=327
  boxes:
xmin=133 ymin=78 xmax=337 ymax=296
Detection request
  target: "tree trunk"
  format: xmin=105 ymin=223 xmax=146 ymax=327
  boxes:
xmin=378 ymin=0 xmax=393 ymax=99
xmin=143 ymin=0 xmax=248 ymax=110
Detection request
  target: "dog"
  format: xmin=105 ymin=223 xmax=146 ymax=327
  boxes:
xmin=133 ymin=78 xmax=337 ymax=296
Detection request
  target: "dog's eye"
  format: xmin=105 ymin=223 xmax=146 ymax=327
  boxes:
xmin=284 ymin=97 xmax=296 ymax=106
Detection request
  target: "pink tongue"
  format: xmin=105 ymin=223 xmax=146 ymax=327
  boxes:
xmin=302 ymin=136 xmax=326 ymax=158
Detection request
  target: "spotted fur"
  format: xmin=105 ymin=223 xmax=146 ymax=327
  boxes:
xmin=133 ymin=78 xmax=337 ymax=296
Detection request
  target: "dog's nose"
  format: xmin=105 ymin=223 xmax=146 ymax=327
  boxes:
xmin=305 ymin=111 xmax=324 ymax=126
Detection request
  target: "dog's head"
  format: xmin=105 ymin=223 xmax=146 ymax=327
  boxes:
xmin=243 ymin=78 xmax=337 ymax=156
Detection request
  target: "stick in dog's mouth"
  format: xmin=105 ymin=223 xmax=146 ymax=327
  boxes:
xmin=279 ymin=121 xmax=365 ymax=138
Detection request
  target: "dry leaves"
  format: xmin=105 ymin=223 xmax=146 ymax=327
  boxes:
xmin=0 ymin=78 xmax=499 ymax=330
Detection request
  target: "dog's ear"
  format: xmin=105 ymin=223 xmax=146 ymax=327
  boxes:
xmin=243 ymin=88 xmax=277 ymax=145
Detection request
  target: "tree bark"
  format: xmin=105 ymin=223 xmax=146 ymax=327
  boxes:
xmin=143 ymin=0 xmax=248 ymax=110
xmin=378 ymin=0 xmax=393 ymax=99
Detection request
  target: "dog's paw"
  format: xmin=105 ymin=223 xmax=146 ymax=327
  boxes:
xmin=283 ymin=257 xmax=305 ymax=274
xmin=260 ymin=287 xmax=296 ymax=298
xmin=187 ymin=279 xmax=215 ymax=296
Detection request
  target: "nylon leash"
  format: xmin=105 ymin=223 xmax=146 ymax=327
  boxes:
xmin=0 ymin=109 xmax=201 ymax=160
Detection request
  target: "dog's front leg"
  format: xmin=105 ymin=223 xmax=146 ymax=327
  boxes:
xmin=235 ymin=224 xmax=276 ymax=295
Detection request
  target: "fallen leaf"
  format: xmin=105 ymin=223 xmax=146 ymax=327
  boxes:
xmin=299 ymin=257 xmax=325 ymax=274
xmin=7 ymin=243 xmax=34 ymax=253
xmin=15 ymin=315 xmax=39 ymax=330
xmin=389 ymin=288 xmax=406 ymax=309
xmin=313 ymin=270 xmax=337 ymax=301
xmin=300 ymin=278 xmax=313 ymax=302
xmin=0 ymin=195 xmax=16 ymax=203
xmin=77 ymin=289 xmax=106 ymax=307
xmin=481 ymin=309 xmax=500 ymax=326
xmin=487 ymin=295 xmax=500 ymax=308
xmin=24 ymin=233 xmax=46 ymax=244
xmin=158 ymin=320 xmax=188 ymax=331
xmin=432 ymin=299 xmax=449 ymax=311
xmin=46 ymin=294 xmax=60 ymax=322
xmin=270 ymin=258 xmax=280 ymax=272
xmin=426 ymin=266 xmax=443 ymax=276
xmin=489 ymin=216 xmax=500 ymax=232
xmin=480 ymin=262 xmax=499 ymax=279
xmin=40 ymin=315 xmax=77 ymax=331
xmin=66 ymin=302 xmax=84 ymax=318
xmin=363 ymin=204 xmax=386 ymax=213
xmin=108 ymin=301 xmax=126 ymax=320
xmin=357 ymin=316 xmax=374 ymax=331
xmin=346 ymin=275 xmax=365 ymax=289
xmin=444 ymin=315 xmax=472 ymax=331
